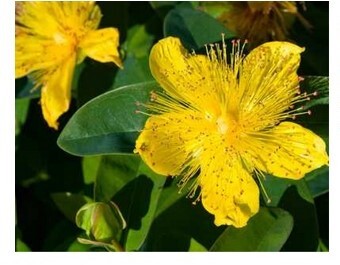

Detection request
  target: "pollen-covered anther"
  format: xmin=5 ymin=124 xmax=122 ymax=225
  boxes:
xmin=150 ymin=91 xmax=158 ymax=101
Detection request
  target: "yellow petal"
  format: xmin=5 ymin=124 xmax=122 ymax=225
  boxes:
xmin=79 ymin=28 xmax=123 ymax=68
xmin=239 ymin=41 xmax=305 ymax=130
xmin=16 ymin=2 xmax=101 ymax=38
xmin=40 ymin=55 xmax=76 ymax=129
xmin=149 ymin=37 xmax=223 ymax=114
xmin=249 ymin=122 xmax=328 ymax=179
xmin=15 ymin=35 xmax=66 ymax=78
xmin=199 ymin=158 xmax=259 ymax=228
xmin=135 ymin=114 xmax=189 ymax=176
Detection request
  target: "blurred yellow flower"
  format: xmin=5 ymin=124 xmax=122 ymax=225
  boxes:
xmin=15 ymin=2 xmax=123 ymax=129
xmin=135 ymin=37 xmax=328 ymax=228
xmin=216 ymin=1 xmax=311 ymax=46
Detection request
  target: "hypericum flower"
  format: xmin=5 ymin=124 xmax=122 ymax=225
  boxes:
xmin=134 ymin=37 xmax=328 ymax=228
xmin=216 ymin=1 xmax=312 ymax=46
xmin=15 ymin=2 xmax=123 ymax=129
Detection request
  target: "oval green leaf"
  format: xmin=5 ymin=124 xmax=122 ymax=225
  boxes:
xmin=57 ymin=81 xmax=160 ymax=156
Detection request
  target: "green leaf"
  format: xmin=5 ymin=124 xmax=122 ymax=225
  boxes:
xmin=93 ymin=155 xmax=166 ymax=251
xmin=305 ymin=166 xmax=329 ymax=197
xmin=51 ymin=193 xmax=93 ymax=223
xmin=124 ymin=161 xmax=166 ymax=251
xmin=15 ymin=98 xmax=30 ymax=136
xmin=300 ymin=76 xmax=328 ymax=109
xmin=264 ymin=175 xmax=321 ymax=207
xmin=82 ymin=156 xmax=102 ymax=184
xmin=164 ymin=6 xmax=235 ymax=50
xmin=263 ymin=177 xmax=314 ymax=206
xmin=57 ymin=81 xmax=161 ymax=156
xmin=125 ymin=24 xmax=155 ymax=58
xmin=94 ymin=155 xmax=141 ymax=202
xmin=210 ymin=207 xmax=293 ymax=251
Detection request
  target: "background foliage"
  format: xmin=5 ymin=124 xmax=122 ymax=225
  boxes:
xmin=15 ymin=1 xmax=329 ymax=251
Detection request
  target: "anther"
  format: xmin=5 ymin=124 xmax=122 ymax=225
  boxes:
xmin=150 ymin=92 xmax=158 ymax=101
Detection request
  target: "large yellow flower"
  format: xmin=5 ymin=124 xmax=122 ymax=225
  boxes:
xmin=15 ymin=2 xmax=123 ymax=129
xmin=217 ymin=1 xmax=311 ymax=46
xmin=135 ymin=37 xmax=328 ymax=228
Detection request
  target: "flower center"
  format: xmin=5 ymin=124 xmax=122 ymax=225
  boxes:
xmin=53 ymin=31 xmax=78 ymax=58
xmin=216 ymin=116 xmax=228 ymax=134
xmin=216 ymin=113 xmax=238 ymax=135
xmin=53 ymin=32 xmax=68 ymax=45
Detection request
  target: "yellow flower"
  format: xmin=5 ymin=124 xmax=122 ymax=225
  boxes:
xmin=217 ymin=1 xmax=312 ymax=46
xmin=134 ymin=37 xmax=328 ymax=228
xmin=15 ymin=2 xmax=123 ymax=129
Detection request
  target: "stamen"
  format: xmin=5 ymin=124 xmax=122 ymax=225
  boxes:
xmin=221 ymin=33 xmax=227 ymax=65
xmin=135 ymin=110 xmax=152 ymax=116
xmin=254 ymin=171 xmax=271 ymax=204
xmin=204 ymin=44 xmax=210 ymax=61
